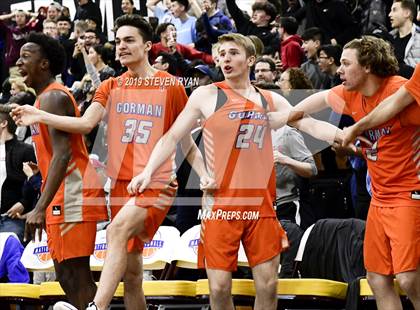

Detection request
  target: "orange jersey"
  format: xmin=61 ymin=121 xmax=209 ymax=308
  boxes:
xmin=31 ymin=82 xmax=107 ymax=224
xmin=202 ymin=82 xmax=277 ymax=217
xmin=328 ymin=76 xmax=420 ymax=208
xmin=93 ymin=70 xmax=187 ymax=181
xmin=404 ymin=63 xmax=420 ymax=106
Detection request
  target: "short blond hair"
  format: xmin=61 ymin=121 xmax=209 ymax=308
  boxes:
xmin=218 ymin=33 xmax=256 ymax=58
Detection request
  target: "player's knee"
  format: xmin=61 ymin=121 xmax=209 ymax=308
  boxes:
xmin=124 ymin=266 xmax=143 ymax=287
xmin=396 ymin=273 xmax=419 ymax=296
xmin=367 ymin=272 xmax=392 ymax=292
xmin=209 ymin=281 xmax=231 ymax=300
xmin=106 ymin=221 xmax=130 ymax=242
xmin=257 ymin=277 xmax=277 ymax=297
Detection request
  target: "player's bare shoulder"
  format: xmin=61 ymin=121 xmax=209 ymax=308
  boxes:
xmin=188 ymin=84 xmax=218 ymax=117
xmin=266 ymin=89 xmax=293 ymax=112
xmin=39 ymin=89 xmax=74 ymax=115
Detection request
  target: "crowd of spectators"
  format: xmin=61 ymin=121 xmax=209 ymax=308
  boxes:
xmin=0 ymin=0 xmax=419 ymax=283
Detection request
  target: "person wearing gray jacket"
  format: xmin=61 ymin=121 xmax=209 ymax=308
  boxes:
xmin=389 ymin=0 xmax=420 ymax=68
xmin=271 ymin=126 xmax=317 ymax=225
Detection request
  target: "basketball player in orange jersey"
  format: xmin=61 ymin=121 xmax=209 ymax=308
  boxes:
xmin=270 ymin=36 xmax=420 ymax=310
xmin=342 ymin=62 xmax=420 ymax=149
xmin=12 ymin=15 xmax=210 ymax=310
xmin=127 ymin=33 xmax=342 ymax=310
xmin=14 ymin=32 xmax=107 ymax=309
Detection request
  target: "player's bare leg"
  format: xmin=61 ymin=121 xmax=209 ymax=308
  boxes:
xmin=54 ymin=257 xmax=96 ymax=309
xmin=123 ymin=252 xmax=146 ymax=310
xmin=206 ymin=268 xmax=234 ymax=310
xmin=396 ymin=267 xmax=420 ymax=310
xmin=252 ymin=254 xmax=280 ymax=310
xmin=93 ymin=204 xmax=147 ymax=310
xmin=367 ymin=271 xmax=402 ymax=310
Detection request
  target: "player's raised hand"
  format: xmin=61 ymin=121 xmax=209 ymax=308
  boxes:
xmin=127 ymin=171 xmax=152 ymax=195
xmin=11 ymin=104 xmax=42 ymax=126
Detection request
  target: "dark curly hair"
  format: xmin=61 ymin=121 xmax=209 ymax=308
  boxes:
xmin=286 ymin=68 xmax=313 ymax=89
xmin=114 ymin=14 xmax=153 ymax=43
xmin=344 ymin=36 xmax=399 ymax=77
xmin=27 ymin=32 xmax=66 ymax=76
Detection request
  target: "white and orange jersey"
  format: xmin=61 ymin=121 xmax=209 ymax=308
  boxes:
xmin=328 ymin=76 xmax=420 ymax=208
xmin=31 ymin=82 xmax=107 ymax=224
xmin=93 ymin=70 xmax=187 ymax=182
xmin=201 ymin=81 xmax=277 ymax=217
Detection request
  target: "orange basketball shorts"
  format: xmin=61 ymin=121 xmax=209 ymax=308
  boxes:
xmin=46 ymin=221 xmax=97 ymax=263
xmin=109 ymin=178 xmax=178 ymax=253
xmin=364 ymin=206 xmax=420 ymax=275
xmin=198 ymin=216 xmax=288 ymax=271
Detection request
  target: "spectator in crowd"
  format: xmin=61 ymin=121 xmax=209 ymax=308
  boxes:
xmin=389 ymin=0 xmax=420 ymax=68
xmin=279 ymin=16 xmax=304 ymax=70
xmin=57 ymin=16 xmax=72 ymax=39
xmin=150 ymin=23 xmax=213 ymax=73
xmin=47 ymin=2 xmax=62 ymax=22
xmin=74 ymin=0 xmax=102 ymax=32
xmin=300 ymin=27 xmax=325 ymax=89
xmin=226 ymin=0 xmax=279 ymax=54
xmin=0 ymin=105 xmax=37 ymax=243
xmin=277 ymin=67 xmax=313 ymax=104
xmin=0 ymin=10 xmax=45 ymax=82
xmin=168 ymin=0 xmax=197 ymax=45
xmin=61 ymin=6 xmax=71 ymax=19
xmin=72 ymin=44 xmax=116 ymax=104
xmin=0 ymin=233 xmax=29 ymax=283
xmin=254 ymin=57 xmax=277 ymax=83
xmin=152 ymin=51 xmax=178 ymax=75
xmin=283 ymin=0 xmax=306 ymax=32
xmin=194 ymin=0 xmax=234 ymax=54
xmin=8 ymin=91 xmax=36 ymax=142
xmin=71 ymin=29 xmax=100 ymax=82
xmin=249 ymin=35 xmax=265 ymax=58
xmin=9 ymin=78 xmax=29 ymax=97
xmin=147 ymin=0 xmax=173 ymax=23
xmin=121 ymin=0 xmax=141 ymax=15
xmin=304 ymin=0 xmax=360 ymax=47
xmin=317 ymin=44 xmax=342 ymax=89
xmin=43 ymin=19 xmax=59 ymax=39
xmin=272 ymin=122 xmax=317 ymax=224
xmin=185 ymin=64 xmax=215 ymax=92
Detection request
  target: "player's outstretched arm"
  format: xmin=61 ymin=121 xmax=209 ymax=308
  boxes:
xmin=342 ymin=86 xmax=414 ymax=148
xmin=127 ymin=86 xmax=205 ymax=194
xmin=268 ymin=90 xmax=330 ymax=129
xmin=270 ymin=90 xmax=342 ymax=145
xmin=12 ymin=100 xmax=105 ymax=134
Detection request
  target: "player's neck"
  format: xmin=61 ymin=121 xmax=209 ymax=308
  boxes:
xmin=33 ymin=76 xmax=56 ymax=95
xmin=127 ymin=60 xmax=156 ymax=78
xmin=359 ymin=75 xmax=386 ymax=97
xmin=225 ymin=76 xmax=252 ymax=95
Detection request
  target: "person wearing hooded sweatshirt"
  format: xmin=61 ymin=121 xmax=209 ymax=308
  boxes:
xmin=226 ymin=0 xmax=279 ymax=55
xmin=279 ymin=16 xmax=304 ymax=70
